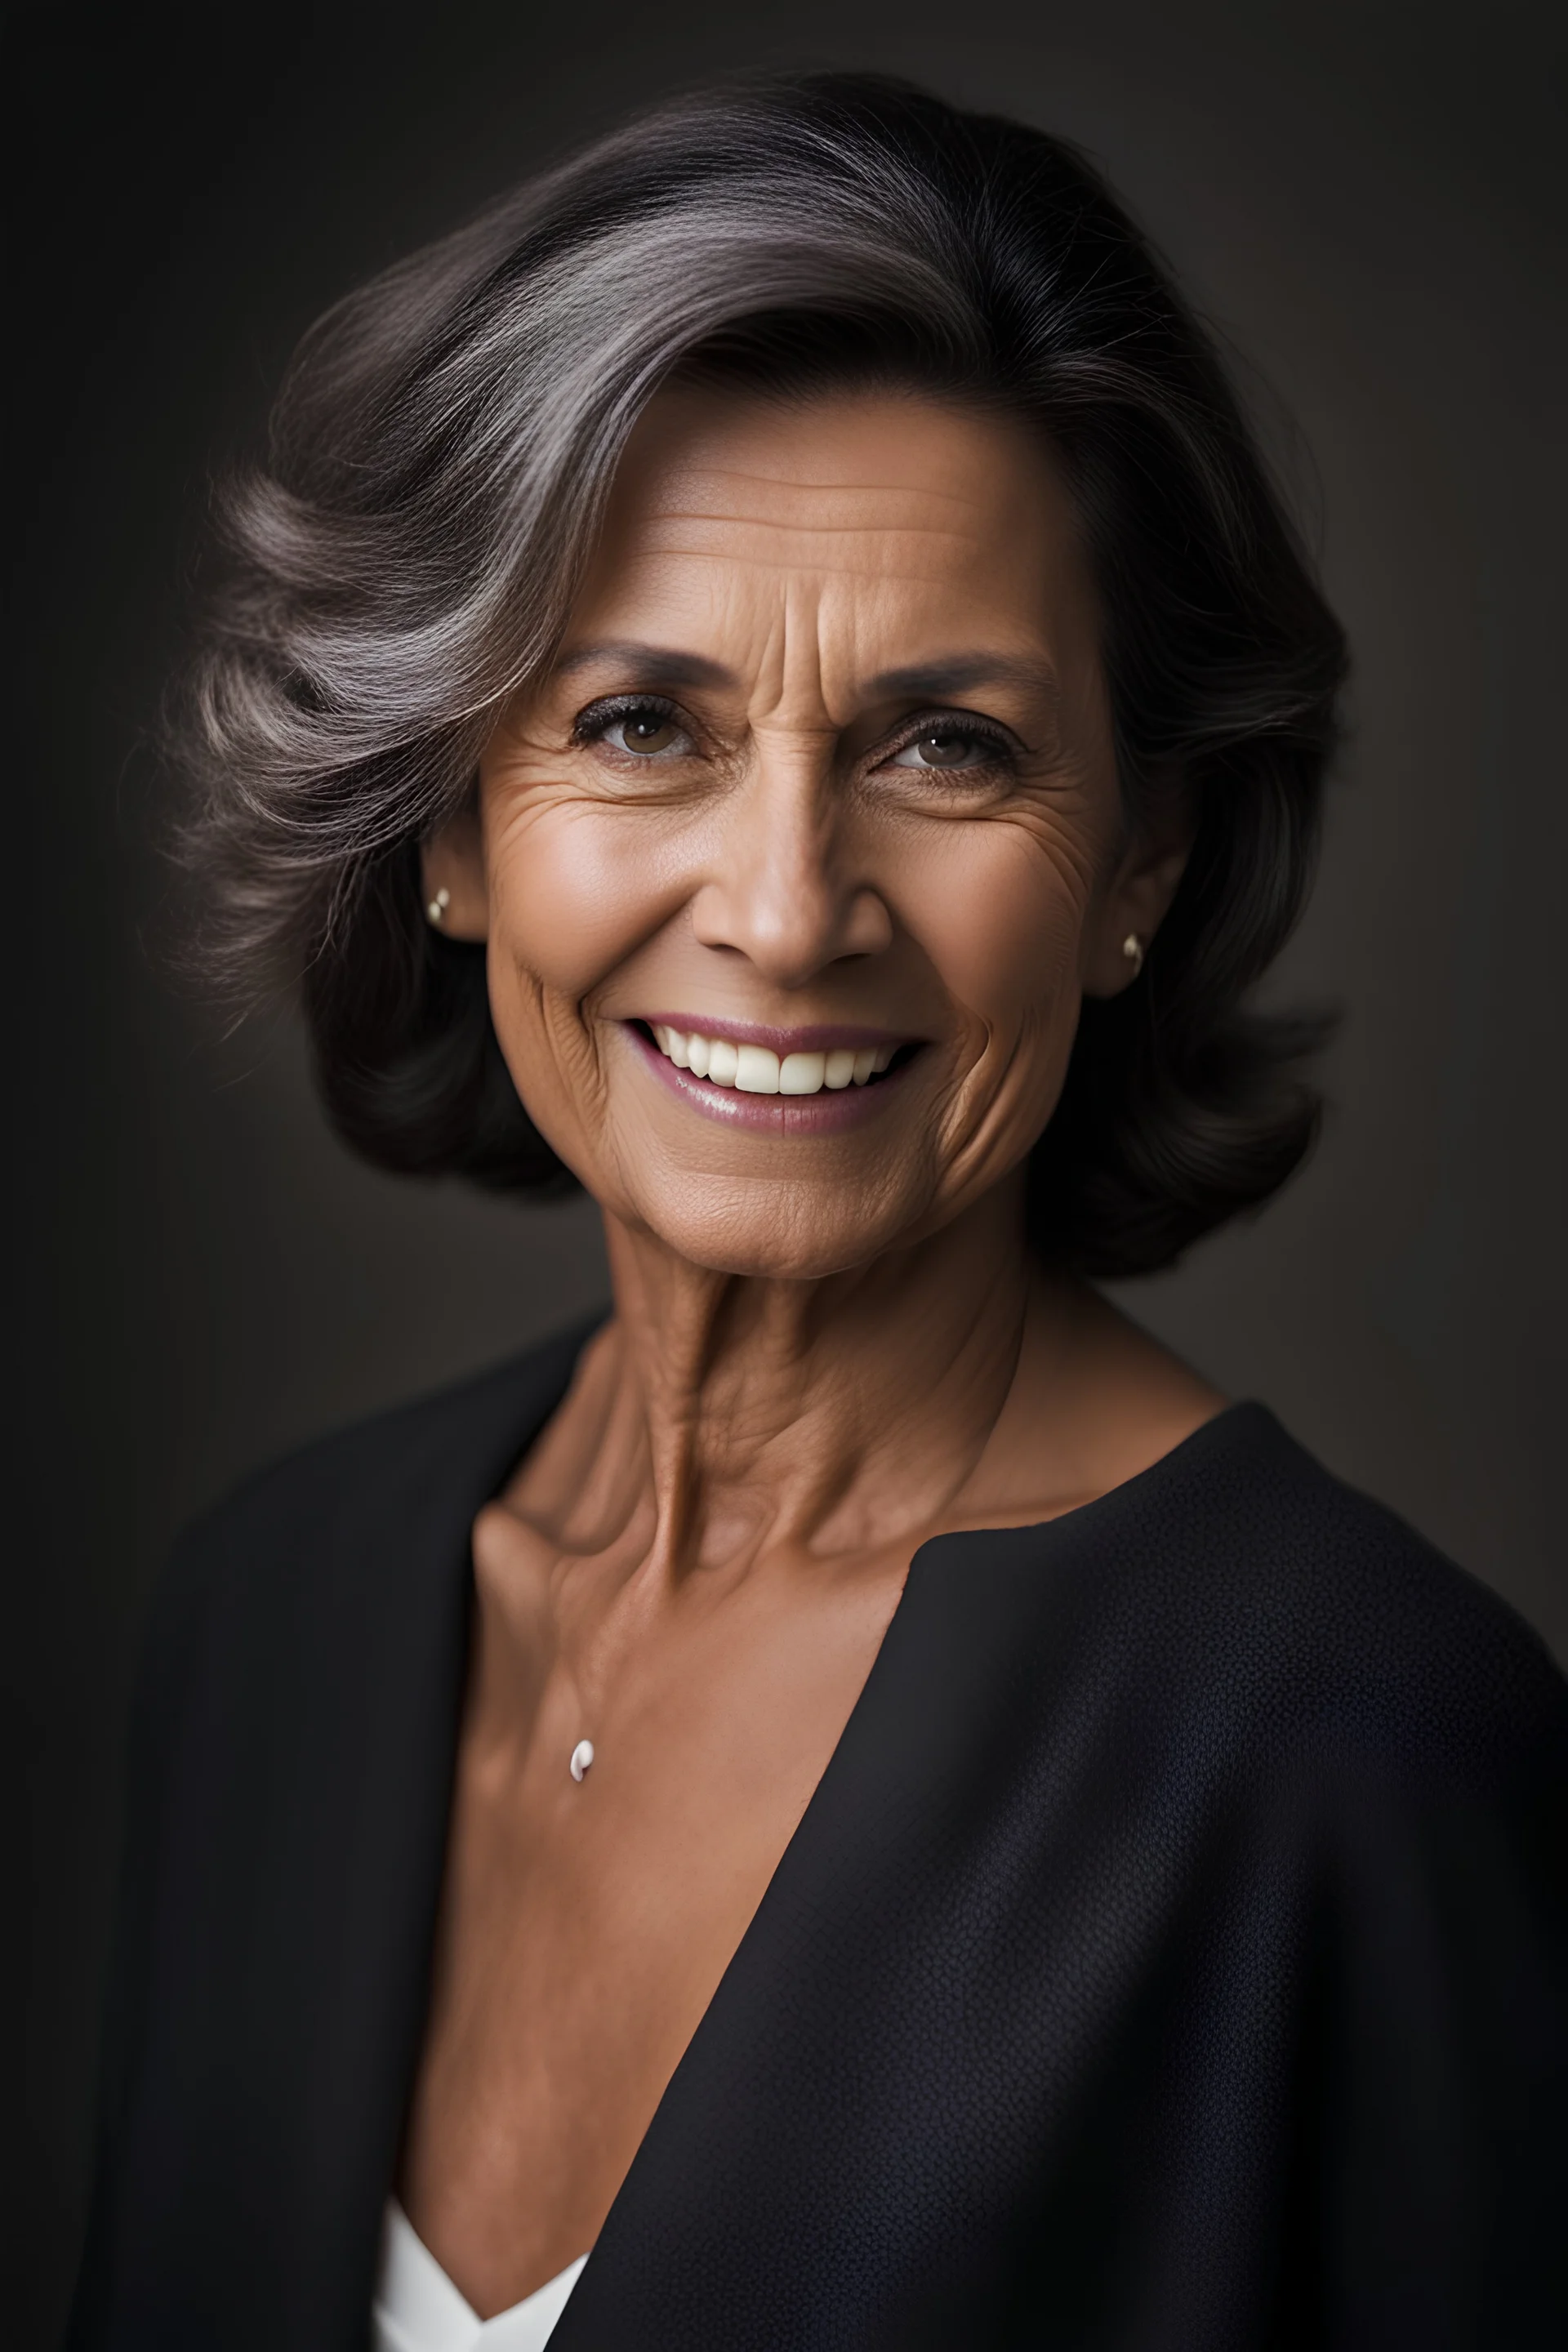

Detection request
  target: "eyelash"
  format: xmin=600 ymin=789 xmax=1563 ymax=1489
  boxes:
xmin=572 ymin=693 xmax=685 ymax=751
xmin=572 ymin=695 xmax=1019 ymax=777
xmin=887 ymin=714 xmax=1018 ymax=776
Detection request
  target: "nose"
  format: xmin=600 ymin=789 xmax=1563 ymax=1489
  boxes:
xmin=689 ymin=751 xmax=893 ymax=987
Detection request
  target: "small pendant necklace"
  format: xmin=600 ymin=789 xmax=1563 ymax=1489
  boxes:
xmin=569 ymin=1738 xmax=595 ymax=1783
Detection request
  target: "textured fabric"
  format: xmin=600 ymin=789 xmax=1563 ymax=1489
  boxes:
xmin=69 ymin=1321 xmax=1568 ymax=2349
xmin=372 ymin=2201 xmax=586 ymax=2351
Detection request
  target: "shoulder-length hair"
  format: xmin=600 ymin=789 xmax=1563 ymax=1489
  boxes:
xmin=182 ymin=72 xmax=1347 ymax=1278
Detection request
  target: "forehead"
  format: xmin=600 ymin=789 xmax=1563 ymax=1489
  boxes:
xmin=575 ymin=386 xmax=1094 ymax=637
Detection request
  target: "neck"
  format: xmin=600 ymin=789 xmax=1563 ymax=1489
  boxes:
xmin=570 ymin=1174 xmax=1049 ymax=1578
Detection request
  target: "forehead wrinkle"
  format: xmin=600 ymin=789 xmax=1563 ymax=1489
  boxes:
xmin=620 ymin=542 xmax=996 ymax=593
xmin=750 ymin=577 xmax=804 ymax=729
xmin=564 ymin=556 xmax=1069 ymax=733
xmin=652 ymin=462 xmax=992 ymax=514
xmin=576 ymin=559 xmax=1068 ymax=742
xmin=741 ymin=572 xmax=843 ymax=735
xmin=644 ymin=510 xmax=987 ymax=540
xmin=634 ymin=523 xmax=988 ymax=579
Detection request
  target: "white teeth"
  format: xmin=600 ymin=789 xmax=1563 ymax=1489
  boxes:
xmin=649 ymin=1027 xmax=900 ymax=1096
xmin=779 ymin=1051 xmax=826 ymax=1094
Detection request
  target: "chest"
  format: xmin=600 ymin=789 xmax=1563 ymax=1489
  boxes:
xmin=397 ymin=1530 xmax=910 ymax=2310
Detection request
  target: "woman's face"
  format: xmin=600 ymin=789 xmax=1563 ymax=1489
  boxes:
xmin=445 ymin=386 xmax=1181 ymax=1279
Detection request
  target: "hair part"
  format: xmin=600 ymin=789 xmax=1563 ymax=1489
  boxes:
xmin=179 ymin=71 xmax=1348 ymax=1278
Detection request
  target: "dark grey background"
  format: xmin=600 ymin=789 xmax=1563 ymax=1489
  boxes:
xmin=11 ymin=0 xmax=1566 ymax=2340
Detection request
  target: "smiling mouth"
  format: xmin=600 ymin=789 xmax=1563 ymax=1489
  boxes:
xmin=642 ymin=1022 xmax=906 ymax=1098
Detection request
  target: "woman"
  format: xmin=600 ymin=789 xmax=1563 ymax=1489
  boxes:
xmin=71 ymin=74 xmax=1567 ymax=2351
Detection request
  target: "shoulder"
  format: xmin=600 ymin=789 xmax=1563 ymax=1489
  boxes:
xmin=1063 ymin=1403 xmax=1568 ymax=1797
xmin=144 ymin=1314 xmax=597 ymax=1688
xmin=185 ymin=1312 xmax=593 ymax=1552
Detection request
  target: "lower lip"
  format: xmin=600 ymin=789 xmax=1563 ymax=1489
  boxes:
xmin=626 ymin=1025 xmax=917 ymax=1134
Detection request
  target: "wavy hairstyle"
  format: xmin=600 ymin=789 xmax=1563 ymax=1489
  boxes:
xmin=180 ymin=72 xmax=1347 ymax=1276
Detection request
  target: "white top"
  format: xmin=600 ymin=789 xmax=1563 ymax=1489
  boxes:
xmin=372 ymin=2200 xmax=588 ymax=2352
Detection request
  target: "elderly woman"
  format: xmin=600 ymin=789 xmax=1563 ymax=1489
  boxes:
xmin=71 ymin=74 xmax=1566 ymax=2352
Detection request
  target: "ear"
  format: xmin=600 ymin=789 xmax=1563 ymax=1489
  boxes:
xmin=420 ymin=799 xmax=488 ymax=943
xmin=1082 ymin=781 xmax=1194 ymax=998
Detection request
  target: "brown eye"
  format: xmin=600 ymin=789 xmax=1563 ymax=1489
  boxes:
xmin=891 ymin=728 xmax=988 ymax=771
xmin=607 ymin=711 xmax=681 ymax=755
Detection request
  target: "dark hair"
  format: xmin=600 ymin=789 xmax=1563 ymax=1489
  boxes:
xmin=182 ymin=72 xmax=1347 ymax=1275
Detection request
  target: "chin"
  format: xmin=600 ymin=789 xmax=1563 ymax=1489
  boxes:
xmin=636 ymin=1185 xmax=917 ymax=1284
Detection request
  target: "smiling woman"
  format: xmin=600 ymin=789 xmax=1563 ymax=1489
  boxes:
xmin=180 ymin=78 xmax=1342 ymax=1277
xmin=429 ymin=387 xmax=1160 ymax=1283
xmin=71 ymin=73 xmax=1568 ymax=2352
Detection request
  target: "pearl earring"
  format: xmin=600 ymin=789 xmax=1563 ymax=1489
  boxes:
xmin=1121 ymin=933 xmax=1144 ymax=974
xmin=425 ymin=886 xmax=451 ymax=927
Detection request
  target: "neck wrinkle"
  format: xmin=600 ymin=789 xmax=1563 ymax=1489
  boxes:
xmin=595 ymin=1175 xmax=1036 ymax=1576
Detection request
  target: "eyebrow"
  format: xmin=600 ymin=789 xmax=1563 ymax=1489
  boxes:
xmin=551 ymin=641 xmax=736 ymax=690
xmin=864 ymin=654 xmax=1060 ymax=704
xmin=551 ymin=642 xmax=1060 ymax=705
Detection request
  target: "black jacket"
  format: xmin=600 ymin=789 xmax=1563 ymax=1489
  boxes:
xmin=69 ymin=1321 xmax=1568 ymax=2348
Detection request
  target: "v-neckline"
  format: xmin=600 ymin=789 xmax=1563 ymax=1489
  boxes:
xmin=376 ymin=2197 xmax=588 ymax=2346
xmin=428 ymin=1335 xmax=1254 ymax=2320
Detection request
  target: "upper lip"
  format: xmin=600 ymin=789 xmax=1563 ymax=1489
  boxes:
xmin=631 ymin=1013 xmax=918 ymax=1054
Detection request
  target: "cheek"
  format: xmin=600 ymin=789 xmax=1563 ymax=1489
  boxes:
xmin=478 ymin=795 xmax=675 ymax=1191
xmin=910 ymin=821 xmax=1098 ymax=1049
xmin=485 ymin=797 xmax=682 ymax=1001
